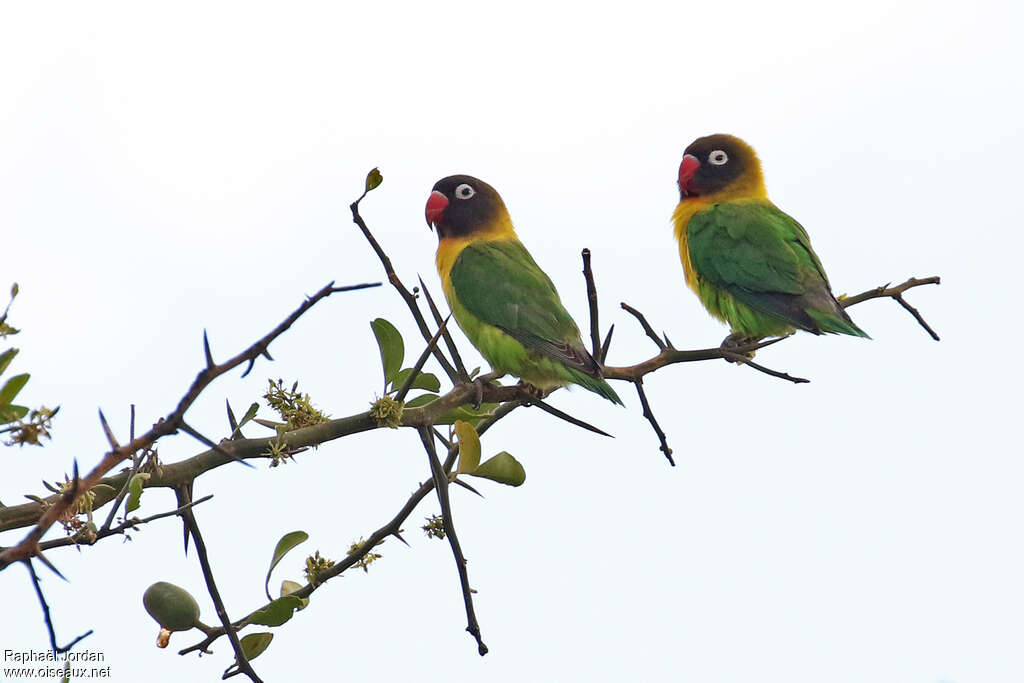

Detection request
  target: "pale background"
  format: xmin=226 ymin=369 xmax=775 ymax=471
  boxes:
xmin=1 ymin=1 xmax=1021 ymax=682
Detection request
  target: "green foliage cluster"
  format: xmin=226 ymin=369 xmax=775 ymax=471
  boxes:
xmin=1 ymin=283 xmax=57 ymax=446
xmin=263 ymin=379 xmax=328 ymax=430
xmin=347 ymin=537 xmax=383 ymax=573
xmin=369 ymin=318 xmax=525 ymax=485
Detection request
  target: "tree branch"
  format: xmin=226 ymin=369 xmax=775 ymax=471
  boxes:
xmin=350 ymin=195 xmax=460 ymax=382
xmin=24 ymin=559 xmax=93 ymax=653
xmin=179 ymin=489 xmax=262 ymax=683
xmin=0 ymin=281 xmax=380 ymax=571
xmin=419 ymin=426 xmax=488 ymax=655
xmin=633 ymin=379 xmax=674 ymax=466
xmin=581 ymin=248 xmax=603 ymax=358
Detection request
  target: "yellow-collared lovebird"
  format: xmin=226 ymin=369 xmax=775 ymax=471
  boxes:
xmin=672 ymin=134 xmax=869 ymax=344
xmin=425 ymin=175 xmax=622 ymax=405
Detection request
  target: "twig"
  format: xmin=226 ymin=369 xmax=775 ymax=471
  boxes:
xmin=350 ymin=197 xmax=460 ymax=382
xmin=633 ymin=380 xmax=674 ymax=466
xmin=100 ymin=406 xmax=142 ymax=532
xmin=179 ymin=491 xmax=263 ymax=683
xmin=394 ymin=318 xmax=449 ymax=403
xmin=894 ymin=294 xmax=940 ymax=341
xmin=838 ymin=276 xmax=940 ymax=340
xmin=620 ymin=303 xmax=666 ymax=351
xmin=24 ymin=559 xmax=93 ymax=653
xmin=718 ymin=351 xmax=810 ymax=384
xmin=418 ymin=276 xmax=470 ymax=381
xmin=581 ymin=249 xmax=602 ymax=358
xmin=39 ymin=496 xmax=214 ymax=553
xmin=418 ymin=426 xmax=488 ymax=656
xmin=0 ymin=280 xmax=379 ymax=572
xmin=837 ymin=276 xmax=939 ymax=307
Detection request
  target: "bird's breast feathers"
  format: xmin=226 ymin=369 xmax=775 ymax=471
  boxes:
xmin=672 ymin=198 xmax=716 ymax=293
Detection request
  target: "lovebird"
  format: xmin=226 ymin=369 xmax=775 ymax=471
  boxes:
xmin=425 ymin=175 xmax=622 ymax=405
xmin=672 ymin=134 xmax=869 ymax=345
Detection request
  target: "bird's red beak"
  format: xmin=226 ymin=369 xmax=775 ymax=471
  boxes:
xmin=425 ymin=191 xmax=449 ymax=229
xmin=678 ymin=154 xmax=700 ymax=197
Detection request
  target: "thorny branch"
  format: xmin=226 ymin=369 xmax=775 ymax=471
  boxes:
xmin=351 ymin=194 xmax=460 ymax=382
xmin=593 ymin=268 xmax=940 ymax=462
xmin=420 ymin=426 xmax=488 ymax=655
xmin=25 ymin=559 xmax=93 ymax=654
xmin=0 ymin=280 xmax=380 ymax=572
xmin=178 ymin=397 xmax=523 ymax=658
xmin=37 ymin=496 xmax=214 ymax=554
xmin=178 ymin=489 xmax=262 ymax=683
xmin=3 ymin=173 xmax=942 ymax=671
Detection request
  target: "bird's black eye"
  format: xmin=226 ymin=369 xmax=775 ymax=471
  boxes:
xmin=454 ymin=183 xmax=476 ymax=200
xmin=708 ymin=150 xmax=728 ymax=166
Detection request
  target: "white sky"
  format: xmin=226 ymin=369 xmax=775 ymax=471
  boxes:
xmin=1 ymin=1 xmax=1021 ymax=681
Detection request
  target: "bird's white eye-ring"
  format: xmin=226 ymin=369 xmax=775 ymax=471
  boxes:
xmin=708 ymin=150 xmax=728 ymax=166
xmin=454 ymin=183 xmax=476 ymax=199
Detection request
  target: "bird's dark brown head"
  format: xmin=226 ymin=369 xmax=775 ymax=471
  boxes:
xmin=677 ymin=134 xmax=764 ymax=199
xmin=425 ymin=175 xmax=509 ymax=240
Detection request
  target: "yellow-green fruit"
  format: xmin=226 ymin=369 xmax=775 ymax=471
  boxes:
xmin=143 ymin=581 xmax=200 ymax=632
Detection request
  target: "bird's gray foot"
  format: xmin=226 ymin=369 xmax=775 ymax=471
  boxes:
xmin=466 ymin=372 xmax=502 ymax=409
xmin=721 ymin=332 xmax=761 ymax=362
xmin=515 ymin=381 xmax=546 ymax=405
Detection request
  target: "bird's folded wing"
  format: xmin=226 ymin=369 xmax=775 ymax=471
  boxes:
xmin=688 ymin=200 xmax=831 ymax=295
xmin=450 ymin=240 xmax=599 ymax=376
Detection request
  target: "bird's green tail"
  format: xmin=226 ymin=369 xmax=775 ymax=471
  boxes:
xmin=808 ymin=309 xmax=871 ymax=338
xmin=570 ymin=370 xmax=624 ymax=405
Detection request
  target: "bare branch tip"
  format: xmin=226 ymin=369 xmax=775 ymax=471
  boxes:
xmin=97 ymin=409 xmax=120 ymax=449
xmin=203 ymin=330 xmax=215 ymax=368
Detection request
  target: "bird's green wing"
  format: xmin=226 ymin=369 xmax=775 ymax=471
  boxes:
xmin=688 ymin=200 xmax=839 ymax=330
xmin=688 ymin=200 xmax=829 ymax=293
xmin=449 ymin=240 xmax=600 ymax=376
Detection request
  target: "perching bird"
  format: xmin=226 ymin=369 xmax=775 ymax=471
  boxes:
xmin=425 ymin=175 xmax=622 ymax=405
xmin=672 ymin=134 xmax=869 ymax=345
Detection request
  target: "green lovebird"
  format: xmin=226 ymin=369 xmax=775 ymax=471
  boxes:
xmin=425 ymin=175 xmax=622 ymax=405
xmin=672 ymin=134 xmax=869 ymax=343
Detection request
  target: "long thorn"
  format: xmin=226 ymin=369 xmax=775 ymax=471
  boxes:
xmin=203 ymin=330 xmax=215 ymax=369
xmin=179 ymin=421 xmax=254 ymax=469
xmin=528 ymin=398 xmax=612 ymax=437
xmin=97 ymin=409 xmax=119 ymax=449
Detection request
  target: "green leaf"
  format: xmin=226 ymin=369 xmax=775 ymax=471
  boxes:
xmin=454 ymin=420 xmax=481 ymax=474
xmin=0 ymin=373 xmax=29 ymax=405
xmin=403 ymin=393 xmax=438 ymax=408
xmin=435 ymin=402 xmax=498 ymax=426
xmin=365 ymin=167 xmax=383 ymax=193
xmin=264 ymin=531 xmax=308 ymax=600
xmin=238 ymin=402 xmax=259 ymax=429
xmin=0 ymin=348 xmax=17 ymax=376
xmin=390 ymin=368 xmax=440 ymax=394
xmin=370 ymin=319 xmax=404 ymax=385
xmin=0 ymin=404 xmax=28 ymax=424
xmin=280 ymin=580 xmax=309 ymax=611
xmin=125 ymin=473 xmax=150 ymax=513
xmin=469 ymin=452 xmax=526 ymax=487
xmin=239 ymin=632 xmax=273 ymax=661
xmin=250 ymin=595 xmax=303 ymax=627
xmin=90 ymin=484 xmax=118 ymax=500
